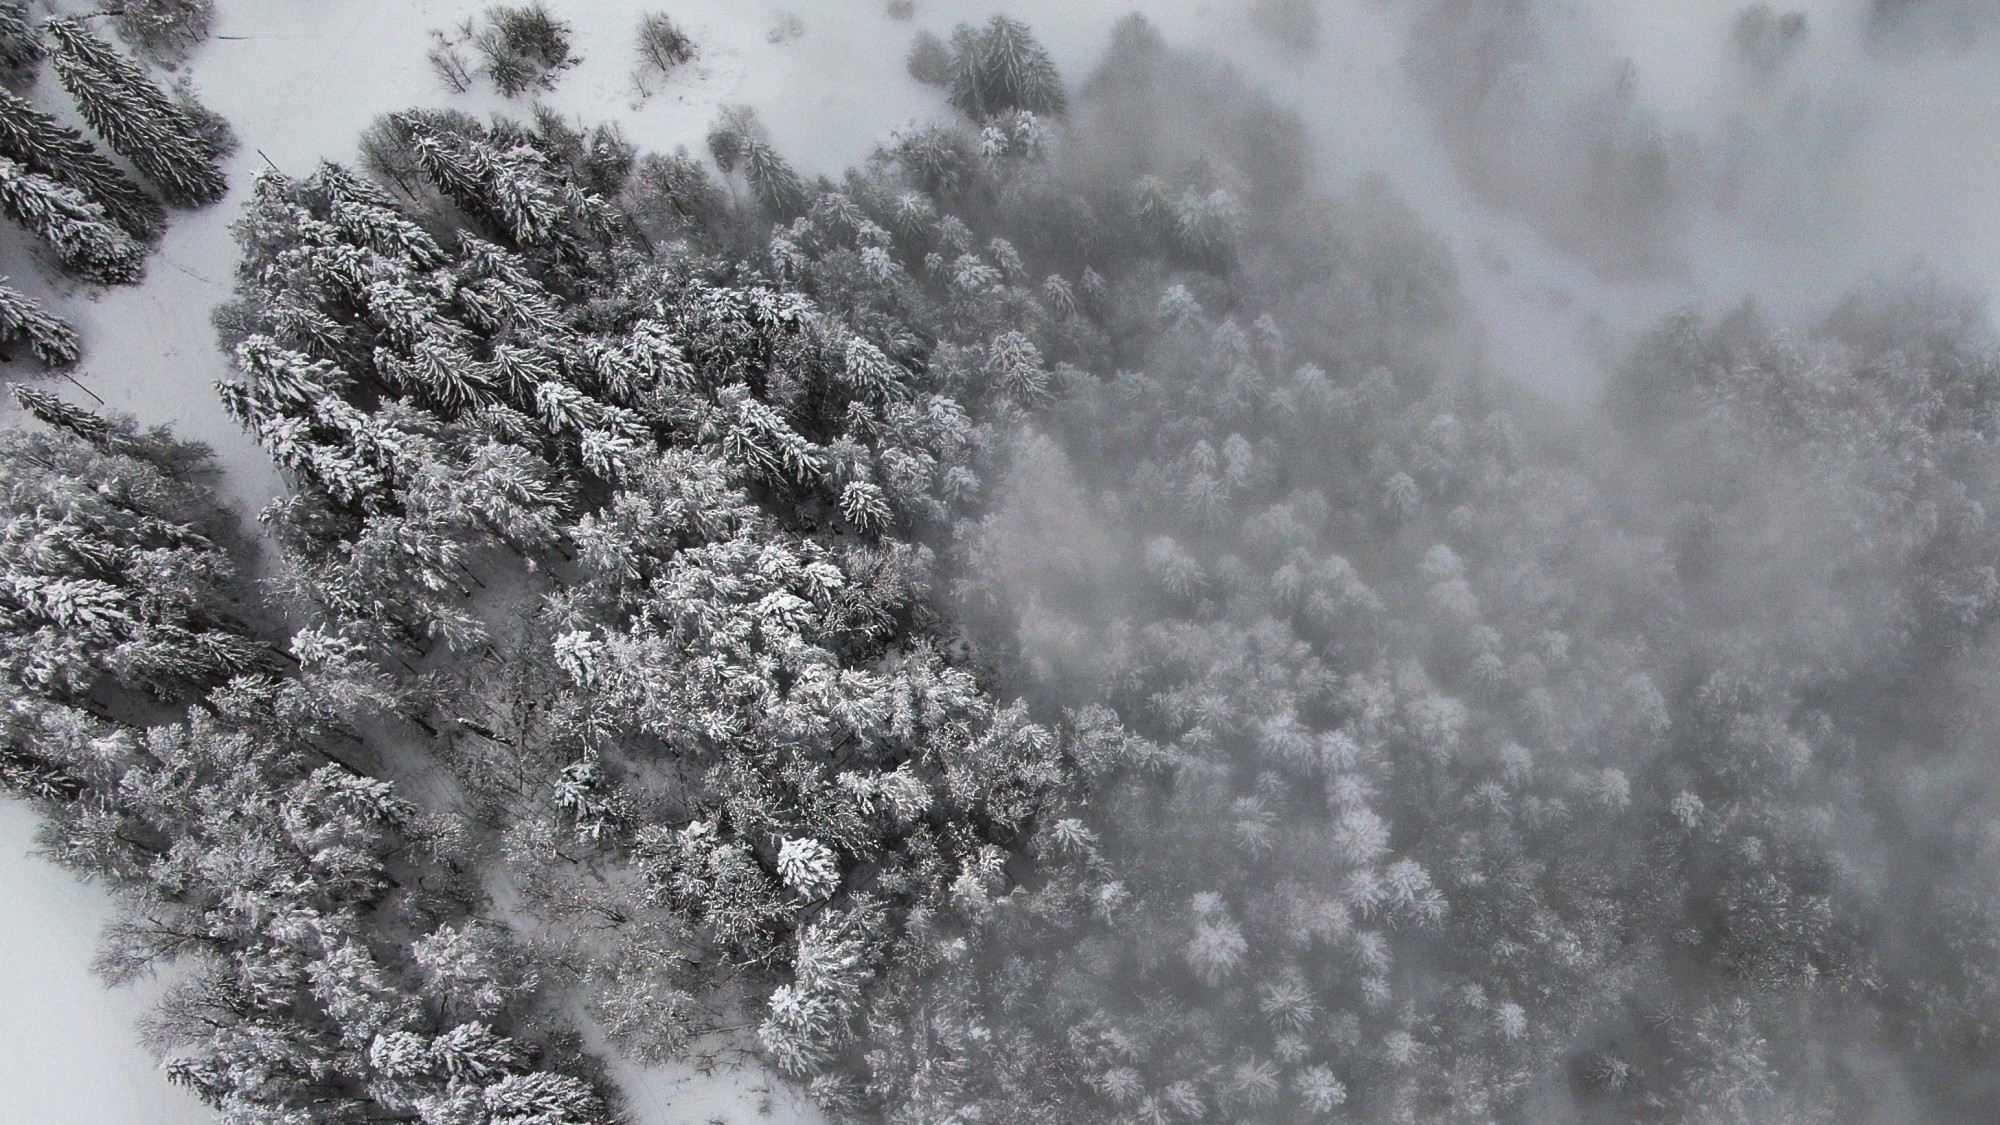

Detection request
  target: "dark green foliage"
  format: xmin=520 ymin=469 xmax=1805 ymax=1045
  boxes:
xmin=0 ymin=279 xmax=79 ymax=365
xmin=476 ymin=2 xmax=576 ymax=97
xmin=0 ymin=85 xmax=165 ymax=239
xmin=0 ymin=155 xmax=146 ymax=283
xmin=43 ymin=17 xmax=227 ymax=207
xmin=944 ymin=15 xmax=1067 ymax=120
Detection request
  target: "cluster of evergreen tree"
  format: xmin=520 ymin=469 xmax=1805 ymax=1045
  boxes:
xmin=0 ymin=4 xmax=228 ymax=369
xmin=10 ymin=10 xmax=2000 ymax=1125
xmin=0 ymin=391 xmax=615 ymax=1123
xmin=199 ymin=12 xmax=2000 ymax=1123
xmin=44 ymin=16 xmax=228 ymax=208
xmin=102 ymin=0 xmax=216 ymax=63
xmin=207 ymin=83 xmax=1089 ymax=1111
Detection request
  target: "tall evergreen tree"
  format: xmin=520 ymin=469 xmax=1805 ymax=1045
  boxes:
xmin=0 ymin=155 xmax=145 ymax=283
xmin=0 ymin=0 xmax=40 ymax=80
xmin=12 ymin=384 xmax=107 ymax=443
xmin=44 ymin=17 xmax=225 ymax=207
xmin=0 ymin=278 xmax=78 ymax=365
xmin=0 ymin=85 xmax=164 ymax=239
xmin=0 ymin=397 xmax=262 ymax=703
xmin=945 ymin=16 xmax=1068 ymax=120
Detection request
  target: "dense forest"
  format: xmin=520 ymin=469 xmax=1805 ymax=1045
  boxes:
xmin=5 ymin=3 xmax=2000 ymax=1123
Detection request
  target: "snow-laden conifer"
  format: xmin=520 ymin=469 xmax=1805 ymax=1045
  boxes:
xmin=44 ymin=17 xmax=225 ymax=207
xmin=0 ymin=279 xmax=78 ymax=365
xmin=945 ymin=16 xmax=1067 ymax=120
xmin=0 ymin=86 xmax=163 ymax=239
xmin=0 ymin=154 xmax=144 ymax=283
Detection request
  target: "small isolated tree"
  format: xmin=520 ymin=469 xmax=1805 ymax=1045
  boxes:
xmin=767 ymin=12 xmax=805 ymax=44
xmin=706 ymin=106 xmax=806 ymax=218
xmin=906 ymin=29 xmax=949 ymax=87
xmin=475 ymin=3 xmax=576 ymax=97
xmin=43 ymin=18 xmax=226 ymax=207
xmin=635 ymin=12 xmax=695 ymax=90
xmin=0 ymin=278 xmax=79 ymax=365
xmin=1250 ymin=0 xmax=1319 ymax=54
xmin=945 ymin=16 xmax=1066 ymax=120
xmin=623 ymin=148 xmax=728 ymax=239
xmin=427 ymin=25 xmax=476 ymax=93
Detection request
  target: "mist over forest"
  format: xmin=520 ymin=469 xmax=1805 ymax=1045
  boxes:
xmin=0 ymin=2 xmax=1998 ymax=1123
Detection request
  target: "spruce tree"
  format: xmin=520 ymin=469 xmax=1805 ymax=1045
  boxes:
xmin=946 ymin=16 xmax=1067 ymax=120
xmin=741 ymin=134 xmax=807 ymax=219
xmin=398 ymin=112 xmax=587 ymax=251
xmin=12 ymin=385 xmax=107 ymax=444
xmin=0 ymin=155 xmax=145 ymax=283
xmin=44 ymin=17 xmax=225 ymax=207
xmin=0 ymin=0 xmax=39 ymax=80
xmin=0 ymin=279 xmax=78 ymax=366
xmin=0 ymin=86 xmax=164 ymax=239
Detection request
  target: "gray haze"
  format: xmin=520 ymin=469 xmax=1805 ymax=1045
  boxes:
xmin=1102 ymin=0 xmax=2000 ymax=402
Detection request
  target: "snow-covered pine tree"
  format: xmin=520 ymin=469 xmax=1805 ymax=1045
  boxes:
xmin=397 ymin=111 xmax=591 ymax=253
xmin=0 ymin=85 xmax=164 ymax=238
xmin=0 ymin=155 xmax=145 ymax=283
xmin=475 ymin=2 xmax=577 ymax=98
xmin=635 ymin=11 xmax=696 ymax=84
xmin=108 ymin=0 xmax=216 ymax=63
xmin=742 ymin=133 xmax=807 ymax=220
xmin=906 ymin=29 xmax=951 ymax=87
xmin=0 ymin=403 xmax=264 ymax=704
xmin=706 ymin=107 xmax=806 ymax=219
xmin=946 ymin=16 xmax=1067 ymax=121
xmin=12 ymin=384 xmax=108 ymax=443
xmin=0 ymin=278 xmax=78 ymax=365
xmin=43 ymin=17 xmax=225 ymax=207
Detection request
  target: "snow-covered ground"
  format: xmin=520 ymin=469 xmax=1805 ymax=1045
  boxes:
xmin=0 ymin=800 xmax=212 ymax=1124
